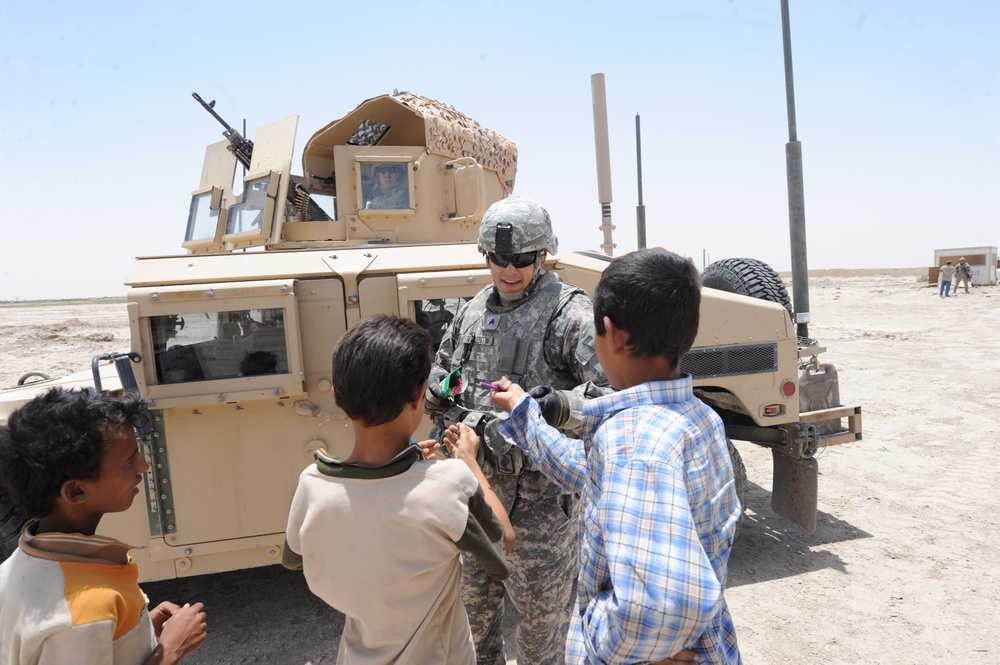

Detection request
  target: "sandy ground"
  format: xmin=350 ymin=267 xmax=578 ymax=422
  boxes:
xmin=1 ymin=268 xmax=998 ymax=664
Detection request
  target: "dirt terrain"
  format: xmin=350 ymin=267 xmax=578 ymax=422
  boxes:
xmin=1 ymin=268 xmax=997 ymax=664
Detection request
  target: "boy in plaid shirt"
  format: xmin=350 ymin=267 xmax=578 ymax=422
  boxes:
xmin=491 ymin=249 xmax=742 ymax=664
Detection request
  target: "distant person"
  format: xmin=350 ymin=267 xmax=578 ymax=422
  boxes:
xmin=367 ymin=163 xmax=409 ymax=209
xmin=0 ymin=387 xmax=208 ymax=665
xmin=939 ymin=261 xmax=955 ymax=298
xmin=283 ymin=315 xmax=513 ymax=665
xmin=490 ymin=249 xmax=742 ymax=665
xmin=954 ymin=257 xmax=973 ymax=294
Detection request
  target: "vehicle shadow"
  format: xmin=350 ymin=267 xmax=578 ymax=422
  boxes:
xmin=144 ymin=563 xmax=522 ymax=663
xmin=727 ymin=480 xmax=872 ymax=589
xmin=144 ymin=565 xmax=343 ymax=663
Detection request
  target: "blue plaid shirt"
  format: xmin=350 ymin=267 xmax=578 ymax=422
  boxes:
xmin=498 ymin=375 xmax=742 ymax=664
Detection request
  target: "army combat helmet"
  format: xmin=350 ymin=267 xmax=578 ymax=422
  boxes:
xmin=477 ymin=196 xmax=558 ymax=302
xmin=478 ymin=196 xmax=559 ymax=256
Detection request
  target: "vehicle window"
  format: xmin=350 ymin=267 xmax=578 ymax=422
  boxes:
xmin=362 ymin=162 xmax=410 ymax=210
xmin=226 ymin=177 xmax=270 ymax=233
xmin=151 ymin=308 xmax=287 ymax=384
xmin=185 ymin=189 xmax=221 ymax=242
xmin=413 ymin=298 xmax=469 ymax=350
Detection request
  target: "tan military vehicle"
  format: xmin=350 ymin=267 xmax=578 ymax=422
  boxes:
xmin=0 ymin=92 xmax=860 ymax=581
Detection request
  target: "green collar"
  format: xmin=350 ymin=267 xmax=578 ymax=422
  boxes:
xmin=314 ymin=444 xmax=422 ymax=479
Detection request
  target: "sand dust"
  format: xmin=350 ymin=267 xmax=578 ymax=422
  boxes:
xmin=1 ymin=270 xmax=997 ymax=664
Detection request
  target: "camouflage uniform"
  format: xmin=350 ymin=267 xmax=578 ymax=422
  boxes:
xmin=426 ymin=197 xmax=605 ymax=665
xmin=954 ymin=258 xmax=973 ymax=294
xmin=368 ymin=183 xmax=408 ymax=210
xmin=367 ymin=164 xmax=409 ymax=210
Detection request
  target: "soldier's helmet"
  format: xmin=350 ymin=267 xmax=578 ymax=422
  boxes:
xmin=373 ymin=163 xmax=405 ymax=177
xmin=478 ymin=196 xmax=558 ymax=256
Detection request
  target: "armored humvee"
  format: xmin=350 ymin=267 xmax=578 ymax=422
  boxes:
xmin=0 ymin=91 xmax=860 ymax=581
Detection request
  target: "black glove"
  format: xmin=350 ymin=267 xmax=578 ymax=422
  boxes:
xmin=441 ymin=406 xmax=495 ymax=439
xmin=438 ymin=407 xmax=497 ymax=460
xmin=424 ymin=374 xmax=452 ymax=414
xmin=528 ymin=385 xmax=571 ymax=429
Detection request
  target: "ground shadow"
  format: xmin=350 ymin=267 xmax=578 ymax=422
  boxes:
xmin=727 ymin=480 xmax=872 ymax=589
xmin=145 ymin=565 xmax=342 ymax=663
xmin=145 ymin=563 xmax=522 ymax=663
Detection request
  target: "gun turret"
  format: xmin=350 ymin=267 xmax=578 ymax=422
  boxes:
xmin=193 ymin=92 xmax=330 ymax=222
xmin=193 ymin=92 xmax=254 ymax=169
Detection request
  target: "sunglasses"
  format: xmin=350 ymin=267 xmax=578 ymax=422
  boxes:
xmin=487 ymin=251 xmax=539 ymax=269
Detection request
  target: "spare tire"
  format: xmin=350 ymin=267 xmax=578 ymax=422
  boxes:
xmin=701 ymin=257 xmax=792 ymax=318
xmin=0 ymin=485 xmax=25 ymax=559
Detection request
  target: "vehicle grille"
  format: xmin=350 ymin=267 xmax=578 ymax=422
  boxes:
xmin=681 ymin=342 xmax=778 ymax=379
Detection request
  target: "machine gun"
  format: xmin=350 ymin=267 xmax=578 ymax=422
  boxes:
xmin=193 ymin=92 xmax=331 ymax=222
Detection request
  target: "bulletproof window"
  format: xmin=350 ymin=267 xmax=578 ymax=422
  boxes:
xmin=414 ymin=298 xmax=470 ymax=351
xmin=361 ymin=162 xmax=411 ymax=211
xmin=151 ymin=308 xmax=288 ymax=384
xmin=226 ymin=177 xmax=272 ymax=235
xmin=185 ymin=187 xmax=224 ymax=243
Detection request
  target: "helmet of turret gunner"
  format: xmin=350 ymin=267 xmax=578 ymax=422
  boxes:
xmin=477 ymin=196 xmax=559 ymax=259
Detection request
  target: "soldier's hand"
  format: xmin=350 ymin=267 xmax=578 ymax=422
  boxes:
xmin=424 ymin=374 xmax=451 ymax=412
xmin=528 ymin=385 xmax=570 ymax=429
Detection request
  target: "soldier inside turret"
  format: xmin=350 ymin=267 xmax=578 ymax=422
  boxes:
xmin=366 ymin=163 xmax=409 ymax=210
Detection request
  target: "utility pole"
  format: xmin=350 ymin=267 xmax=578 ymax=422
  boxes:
xmin=635 ymin=113 xmax=646 ymax=249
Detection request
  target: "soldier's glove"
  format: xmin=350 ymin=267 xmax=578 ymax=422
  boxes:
xmin=529 ymin=381 xmax=615 ymax=432
xmin=439 ymin=406 xmax=499 ymax=458
xmin=424 ymin=374 xmax=452 ymax=414
xmin=446 ymin=407 xmax=494 ymax=439
xmin=528 ymin=386 xmax=572 ymax=429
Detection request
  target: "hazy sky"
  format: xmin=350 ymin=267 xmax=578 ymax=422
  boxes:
xmin=1 ymin=0 xmax=996 ymax=300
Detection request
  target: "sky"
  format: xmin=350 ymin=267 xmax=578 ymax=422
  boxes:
xmin=0 ymin=0 xmax=996 ymax=300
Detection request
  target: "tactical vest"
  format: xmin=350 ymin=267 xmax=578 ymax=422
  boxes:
xmin=452 ymin=272 xmax=583 ymax=414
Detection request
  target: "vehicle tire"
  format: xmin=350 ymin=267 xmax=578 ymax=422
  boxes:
xmin=702 ymin=257 xmax=792 ymax=318
xmin=727 ymin=438 xmax=748 ymax=540
xmin=0 ymin=485 xmax=25 ymax=559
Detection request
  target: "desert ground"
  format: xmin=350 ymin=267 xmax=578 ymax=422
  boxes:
xmin=1 ymin=268 xmax=997 ymax=664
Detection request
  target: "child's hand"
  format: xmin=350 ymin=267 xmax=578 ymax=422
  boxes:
xmin=443 ymin=423 xmax=479 ymax=463
xmin=151 ymin=602 xmax=208 ymax=663
xmin=149 ymin=601 xmax=180 ymax=637
xmin=488 ymin=376 xmax=525 ymax=412
xmin=417 ymin=438 xmax=442 ymax=460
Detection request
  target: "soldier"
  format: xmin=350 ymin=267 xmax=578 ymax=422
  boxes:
xmin=425 ymin=196 xmax=606 ymax=665
xmin=367 ymin=163 xmax=409 ymax=210
xmin=954 ymin=257 xmax=973 ymax=294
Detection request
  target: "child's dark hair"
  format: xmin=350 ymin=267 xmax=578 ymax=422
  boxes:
xmin=0 ymin=387 xmax=148 ymax=518
xmin=332 ymin=315 xmax=433 ymax=427
xmin=593 ymin=248 xmax=701 ymax=368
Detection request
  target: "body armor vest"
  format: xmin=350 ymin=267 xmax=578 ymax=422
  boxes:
xmin=452 ymin=272 xmax=582 ymax=413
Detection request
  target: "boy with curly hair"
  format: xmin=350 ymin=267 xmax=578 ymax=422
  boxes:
xmin=0 ymin=387 xmax=207 ymax=665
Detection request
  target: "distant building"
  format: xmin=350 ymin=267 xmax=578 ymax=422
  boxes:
xmin=929 ymin=246 xmax=997 ymax=286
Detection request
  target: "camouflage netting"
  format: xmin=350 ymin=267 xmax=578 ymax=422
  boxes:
xmin=392 ymin=91 xmax=518 ymax=193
